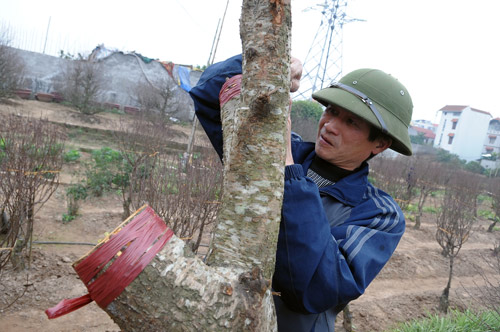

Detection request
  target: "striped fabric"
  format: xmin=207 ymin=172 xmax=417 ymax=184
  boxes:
xmin=307 ymin=168 xmax=335 ymax=188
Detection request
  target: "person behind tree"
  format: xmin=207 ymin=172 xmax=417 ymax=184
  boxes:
xmin=189 ymin=54 xmax=413 ymax=332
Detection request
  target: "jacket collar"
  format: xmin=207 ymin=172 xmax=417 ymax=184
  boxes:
xmin=292 ymin=141 xmax=369 ymax=207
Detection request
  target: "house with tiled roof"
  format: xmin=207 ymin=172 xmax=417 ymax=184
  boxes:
xmin=409 ymin=125 xmax=436 ymax=145
xmin=481 ymin=118 xmax=500 ymax=170
xmin=433 ymin=105 xmax=492 ymax=161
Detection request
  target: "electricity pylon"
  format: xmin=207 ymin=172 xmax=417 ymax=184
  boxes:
xmin=294 ymin=0 xmax=363 ymax=100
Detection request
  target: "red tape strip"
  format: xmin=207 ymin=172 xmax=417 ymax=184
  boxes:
xmin=45 ymin=206 xmax=173 ymax=319
xmin=219 ymin=74 xmax=242 ymax=107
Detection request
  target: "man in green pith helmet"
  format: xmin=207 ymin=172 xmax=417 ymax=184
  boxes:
xmin=190 ymin=54 xmax=413 ymax=332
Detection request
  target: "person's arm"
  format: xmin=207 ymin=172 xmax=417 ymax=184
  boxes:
xmin=273 ymin=169 xmax=405 ymax=313
xmin=189 ymin=55 xmax=243 ymax=160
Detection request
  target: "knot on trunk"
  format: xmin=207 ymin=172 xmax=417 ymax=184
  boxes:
xmin=238 ymin=266 xmax=270 ymax=297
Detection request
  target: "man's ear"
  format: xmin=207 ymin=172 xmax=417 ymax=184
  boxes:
xmin=372 ymin=137 xmax=392 ymax=154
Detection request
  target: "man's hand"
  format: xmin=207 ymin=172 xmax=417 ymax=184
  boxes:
xmin=286 ymin=57 xmax=301 ymax=165
xmin=290 ymin=57 xmax=302 ymax=93
xmin=286 ymin=102 xmax=294 ymax=165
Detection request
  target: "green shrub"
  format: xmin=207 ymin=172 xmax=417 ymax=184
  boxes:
xmin=85 ymin=147 xmax=126 ymax=196
xmin=66 ymin=183 xmax=88 ymax=201
xmin=63 ymin=149 xmax=81 ymax=163
xmin=291 ymin=100 xmax=324 ymax=121
xmin=62 ymin=213 xmax=76 ymax=223
xmin=65 ymin=183 xmax=88 ymax=219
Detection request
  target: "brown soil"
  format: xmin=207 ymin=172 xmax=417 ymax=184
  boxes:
xmin=1 ymin=98 xmax=499 ymax=332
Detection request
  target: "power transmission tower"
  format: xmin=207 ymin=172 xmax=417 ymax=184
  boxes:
xmin=294 ymin=0 xmax=363 ymax=100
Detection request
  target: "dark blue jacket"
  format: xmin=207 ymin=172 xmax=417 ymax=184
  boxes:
xmin=189 ymin=56 xmax=405 ymax=332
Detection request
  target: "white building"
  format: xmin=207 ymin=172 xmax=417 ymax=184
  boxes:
xmin=480 ymin=118 xmax=500 ymax=170
xmin=434 ymin=105 xmax=492 ymax=162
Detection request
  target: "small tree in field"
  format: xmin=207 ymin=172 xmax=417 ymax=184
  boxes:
xmin=0 ymin=28 xmax=25 ymax=99
xmin=112 ymin=115 xmax=173 ymax=219
xmin=486 ymin=178 xmax=500 ymax=232
xmin=132 ymin=77 xmax=179 ymax=123
xmin=460 ymin=240 xmax=500 ymax=329
xmin=57 ymin=58 xmax=104 ymax=114
xmin=0 ymin=114 xmax=64 ymax=271
xmin=370 ymin=155 xmax=414 ymax=210
xmin=129 ymin=147 xmax=222 ymax=254
xmin=413 ymin=158 xmax=447 ymax=229
xmin=436 ymin=172 xmax=479 ymax=312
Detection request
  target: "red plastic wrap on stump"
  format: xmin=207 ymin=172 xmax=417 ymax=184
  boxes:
xmin=45 ymin=205 xmax=173 ymax=319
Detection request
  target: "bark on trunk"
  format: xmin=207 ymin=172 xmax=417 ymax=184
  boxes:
xmin=439 ymin=254 xmax=454 ymax=313
xmin=206 ymin=0 xmax=292 ymax=277
xmin=70 ymin=1 xmax=292 ymax=331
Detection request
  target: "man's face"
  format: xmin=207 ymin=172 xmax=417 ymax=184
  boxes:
xmin=315 ymin=104 xmax=389 ymax=170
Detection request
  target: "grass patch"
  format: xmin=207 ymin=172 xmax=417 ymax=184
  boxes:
xmin=478 ymin=209 xmax=496 ymax=220
xmin=386 ymin=309 xmax=500 ymax=332
xmin=477 ymin=194 xmax=492 ymax=203
xmin=423 ymin=206 xmax=439 ymax=214
xmin=405 ymin=204 xmax=418 ymax=213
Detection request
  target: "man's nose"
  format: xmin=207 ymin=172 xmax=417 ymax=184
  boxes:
xmin=323 ymin=116 xmax=340 ymax=134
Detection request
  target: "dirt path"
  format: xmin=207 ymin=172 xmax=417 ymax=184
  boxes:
xmin=1 ymin=98 xmax=499 ymax=332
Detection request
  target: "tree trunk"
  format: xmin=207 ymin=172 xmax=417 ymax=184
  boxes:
xmin=206 ymin=0 xmax=292 ymax=277
xmin=414 ymin=190 xmax=428 ymax=230
xmin=487 ymin=218 xmax=498 ymax=233
xmin=439 ymin=254 xmax=454 ymax=313
xmin=342 ymin=304 xmax=353 ymax=332
xmin=60 ymin=1 xmax=292 ymax=331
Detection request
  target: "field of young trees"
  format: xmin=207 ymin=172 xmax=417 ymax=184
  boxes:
xmin=0 ymin=97 xmax=499 ymax=331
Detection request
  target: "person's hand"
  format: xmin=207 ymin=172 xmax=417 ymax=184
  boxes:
xmin=290 ymin=57 xmax=302 ymax=93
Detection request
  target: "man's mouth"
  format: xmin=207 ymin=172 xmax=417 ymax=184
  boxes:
xmin=319 ymin=134 xmax=333 ymax=146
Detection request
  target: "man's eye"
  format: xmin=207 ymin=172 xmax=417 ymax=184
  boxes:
xmin=347 ymin=118 xmax=358 ymax=126
xmin=326 ymin=106 xmax=337 ymax=115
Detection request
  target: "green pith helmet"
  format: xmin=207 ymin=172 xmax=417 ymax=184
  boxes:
xmin=312 ymin=68 xmax=413 ymax=156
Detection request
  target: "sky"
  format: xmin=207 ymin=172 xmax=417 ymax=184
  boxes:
xmin=1 ymin=0 xmax=499 ymax=123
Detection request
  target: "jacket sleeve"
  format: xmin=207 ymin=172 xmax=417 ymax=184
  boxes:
xmin=273 ymin=164 xmax=405 ymax=314
xmin=189 ymin=54 xmax=242 ymax=160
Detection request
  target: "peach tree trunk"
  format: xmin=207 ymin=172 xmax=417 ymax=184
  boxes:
xmin=206 ymin=0 xmax=292 ymax=277
xmin=99 ymin=1 xmax=292 ymax=331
